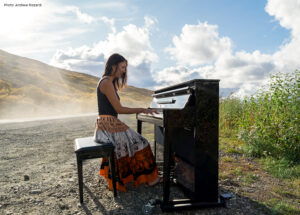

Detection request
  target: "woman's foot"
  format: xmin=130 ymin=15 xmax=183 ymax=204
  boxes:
xmin=147 ymin=177 xmax=163 ymax=187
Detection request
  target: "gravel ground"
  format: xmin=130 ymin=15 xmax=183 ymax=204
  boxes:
xmin=0 ymin=115 xmax=270 ymax=215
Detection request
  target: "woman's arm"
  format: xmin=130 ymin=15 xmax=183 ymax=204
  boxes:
xmin=100 ymin=79 xmax=156 ymax=115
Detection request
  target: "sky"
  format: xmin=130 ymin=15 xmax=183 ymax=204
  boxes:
xmin=0 ymin=0 xmax=299 ymax=97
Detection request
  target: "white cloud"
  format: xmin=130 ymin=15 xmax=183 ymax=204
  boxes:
xmin=65 ymin=6 xmax=96 ymax=24
xmin=83 ymin=2 xmax=128 ymax=10
xmin=0 ymin=1 xmax=119 ymax=62
xmin=0 ymin=0 xmax=53 ymax=37
xmin=0 ymin=1 xmax=97 ymax=59
xmin=165 ymin=22 xmax=232 ymax=66
xmin=50 ymin=46 xmax=105 ymax=74
xmin=99 ymin=16 xmax=116 ymax=33
xmin=230 ymin=0 xmax=300 ymax=95
xmin=266 ymin=0 xmax=300 ymax=73
xmin=152 ymin=66 xmax=214 ymax=90
xmin=159 ymin=1 xmax=300 ymax=97
xmin=158 ymin=21 xmax=275 ymax=95
xmin=2 ymin=0 xmax=299 ymax=97
xmin=265 ymin=0 xmax=300 ymax=35
xmin=50 ymin=17 xmax=159 ymax=87
xmin=82 ymin=2 xmax=139 ymax=16
xmin=215 ymin=51 xmax=274 ymax=87
xmin=93 ymin=21 xmax=158 ymax=67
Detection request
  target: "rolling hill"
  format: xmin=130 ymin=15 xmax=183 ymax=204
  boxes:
xmin=0 ymin=49 xmax=153 ymax=119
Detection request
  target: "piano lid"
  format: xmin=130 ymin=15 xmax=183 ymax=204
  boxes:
xmin=154 ymin=79 xmax=220 ymax=94
xmin=152 ymin=86 xmax=190 ymax=98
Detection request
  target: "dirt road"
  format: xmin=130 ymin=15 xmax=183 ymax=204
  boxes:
xmin=0 ymin=115 xmax=269 ymax=215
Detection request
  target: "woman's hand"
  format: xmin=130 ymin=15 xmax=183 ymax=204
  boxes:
xmin=141 ymin=108 xmax=159 ymax=115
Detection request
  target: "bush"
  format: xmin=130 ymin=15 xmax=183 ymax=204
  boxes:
xmin=238 ymin=70 xmax=300 ymax=163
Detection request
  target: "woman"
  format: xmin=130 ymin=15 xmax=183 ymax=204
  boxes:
xmin=94 ymin=53 xmax=161 ymax=192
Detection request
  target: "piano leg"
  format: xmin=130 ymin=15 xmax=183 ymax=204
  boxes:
xmin=137 ymin=120 xmax=142 ymax=134
xmin=162 ymin=126 xmax=172 ymax=206
xmin=154 ymin=140 xmax=157 ymax=161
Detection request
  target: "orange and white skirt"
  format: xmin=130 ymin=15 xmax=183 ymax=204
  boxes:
xmin=94 ymin=115 xmax=158 ymax=192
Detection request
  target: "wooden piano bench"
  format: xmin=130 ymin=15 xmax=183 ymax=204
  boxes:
xmin=74 ymin=136 xmax=117 ymax=203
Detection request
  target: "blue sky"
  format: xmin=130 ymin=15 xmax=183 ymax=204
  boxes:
xmin=0 ymin=0 xmax=299 ymax=96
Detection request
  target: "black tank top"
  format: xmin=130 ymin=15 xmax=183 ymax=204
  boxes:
xmin=97 ymin=77 xmax=120 ymax=117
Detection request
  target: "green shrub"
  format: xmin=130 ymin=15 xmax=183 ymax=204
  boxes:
xmin=238 ymin=70 xmax=300 ymax=163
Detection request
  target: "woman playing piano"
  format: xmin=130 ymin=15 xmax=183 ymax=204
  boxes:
xmin=94 ymin=53 xmax=162 ymax=192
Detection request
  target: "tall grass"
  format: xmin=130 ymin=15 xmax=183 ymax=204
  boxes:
xmin=220 ymin=70 xmax=300 ymax=164
xmin=219 ymin=95 xmax=242 ymax=137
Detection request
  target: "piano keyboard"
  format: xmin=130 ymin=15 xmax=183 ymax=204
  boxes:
xmin=137 ymin=111 xmax=163 ymax=126
xmin=139 ymin=112 xmax=163 ymax=119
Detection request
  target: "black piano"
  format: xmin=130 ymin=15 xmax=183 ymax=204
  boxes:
xmin=136 ymin=79 xmax=226 ymax=212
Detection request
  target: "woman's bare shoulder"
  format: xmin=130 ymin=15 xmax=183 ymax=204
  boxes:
xmin=99 ymin=78 xmax=113 ymax=91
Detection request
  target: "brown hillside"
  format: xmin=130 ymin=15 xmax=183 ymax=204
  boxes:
xmin=0 ymin=49 xmax=153 ymax=119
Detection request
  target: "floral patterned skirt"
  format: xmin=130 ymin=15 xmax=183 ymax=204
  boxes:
xmin=94 ymin=115 xmax=158 ymax=192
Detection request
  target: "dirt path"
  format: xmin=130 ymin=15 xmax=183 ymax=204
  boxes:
xmin=0 ymin=115 xmax=275 ymax=215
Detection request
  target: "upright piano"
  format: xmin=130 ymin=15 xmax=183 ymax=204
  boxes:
xmin=136 ymin=79 xmax=225 ymax=211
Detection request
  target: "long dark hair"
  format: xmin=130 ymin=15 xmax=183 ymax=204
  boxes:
xmin=102 ymin=53 xmax=128 ymax=90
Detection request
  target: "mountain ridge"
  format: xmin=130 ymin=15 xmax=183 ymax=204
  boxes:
xmin=0 ymin=49 xmax=153 ymax=119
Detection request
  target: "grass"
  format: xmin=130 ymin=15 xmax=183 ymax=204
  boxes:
xmin=260 ymin=157 xmax=300 ymax=179
xmin=291 ymin=178 xmax=300 ymax=196
xmin=264 ymin=198 xmax=300 ymax=215
xmin=243 ymin=173 xmax=259 ymax=184
xmin=226 ymin=147 xmax=243 ymax=155
xmin=273 ymin=186 xmax=298 ymax=199
xmin=219 ymin=172 xmax=231 ymax=180
xmin=232 ymin=167 xmax=243 ymax=176
xmin=221 ymin=156 xmax=234 ymax=162
xmin=219 ymin=134 xmax=300 ymax=214
xmin=219 ymin=135 xmax=244 ymax=155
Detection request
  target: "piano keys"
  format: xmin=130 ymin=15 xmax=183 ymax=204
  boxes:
xmin=136 ymin=79 xmax=225 ymax=211
xmin=136 ymin=111 xmax=163 ymax=127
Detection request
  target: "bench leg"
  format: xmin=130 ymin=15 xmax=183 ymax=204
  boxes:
xmin=77 ymin=155 xmax=84 ymax=203
xmin=109 ymin=152 xmax=117 ymax=197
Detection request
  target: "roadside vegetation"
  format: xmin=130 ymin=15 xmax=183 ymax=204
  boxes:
xmin=219 ymin=70 xmax=300 ymax=214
